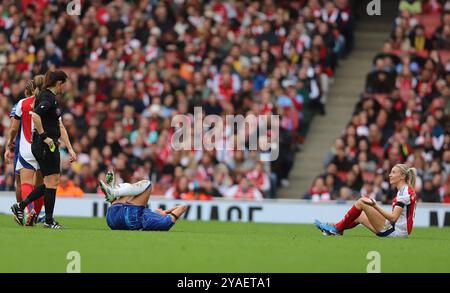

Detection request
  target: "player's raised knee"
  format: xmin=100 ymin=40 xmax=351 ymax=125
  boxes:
xmin=355 ymin=198 xmax=364 ymax=208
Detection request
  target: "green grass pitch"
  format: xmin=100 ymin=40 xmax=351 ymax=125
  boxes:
xmin=1 ymin=214 xmax=450 ymax=273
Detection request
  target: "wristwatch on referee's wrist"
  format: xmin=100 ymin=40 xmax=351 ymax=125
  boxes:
xmin=7 ymin=143 xmax=14 ymax=151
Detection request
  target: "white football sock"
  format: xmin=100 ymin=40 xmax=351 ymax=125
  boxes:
xmin=112 ymin=180 xmax=152 ymax=197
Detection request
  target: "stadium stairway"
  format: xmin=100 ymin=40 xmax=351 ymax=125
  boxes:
xmin=278 ymin=0 xmax=400 ymax=198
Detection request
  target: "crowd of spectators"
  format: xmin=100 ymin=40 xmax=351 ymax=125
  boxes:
xmin=306 ymin=0 xmax=450 ymax=204
xmin=0 ymin=0 xmax=355 ymax=199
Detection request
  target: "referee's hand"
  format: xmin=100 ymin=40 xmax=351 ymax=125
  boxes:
xmin=44 ymin=137 xmax=55 ymax=150
xmin=68 ymin=149 xmax=77 ymax=163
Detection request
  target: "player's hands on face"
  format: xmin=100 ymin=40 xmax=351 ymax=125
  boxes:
xmin=69 ymin=149 xmax=77 ymax=162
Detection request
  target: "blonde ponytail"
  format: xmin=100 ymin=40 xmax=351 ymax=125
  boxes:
xmin=24 ymin=75 xmax=45 ymax=97
xmin=406 ymin=167 xmax=417 ymax=188
xmin=395 ymin=164 xmax=417 ymax=188
xmin=33 ymin=75 xmax=45 ymax=96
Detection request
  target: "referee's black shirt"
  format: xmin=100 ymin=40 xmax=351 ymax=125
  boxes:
xmin=34 ymin=89 xmax=61 ymax=140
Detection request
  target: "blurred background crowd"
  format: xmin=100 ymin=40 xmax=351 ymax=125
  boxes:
xmin=0 ymin=0 xmax=355 ymax=199
xmin=306 ymin=0 xmax=450 ymax=204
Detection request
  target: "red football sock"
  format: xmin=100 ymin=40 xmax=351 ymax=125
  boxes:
xmin=335 ymin=205 xmax=362 ymax=232
xmin=346 ymin=221 xmax=360 ymax=230
xmin=34 ymin=197 xmax=44 ymax=215
xmin=20 ymin=183 xmax=34 ymax=209
xmin=21 ymin=183 xmax=34 ymax=212
xmin=21 ymin=183 xmax=34 ymax=200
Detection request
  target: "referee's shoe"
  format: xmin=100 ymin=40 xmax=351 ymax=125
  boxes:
xmin=12 ymin=203 xmax=63 ymax=228
xmin=44 ymin=220 xmax=63 ymax=229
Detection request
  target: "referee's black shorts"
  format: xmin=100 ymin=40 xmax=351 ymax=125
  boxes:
xmin=31 ymin=138 xmax=60 ymax=177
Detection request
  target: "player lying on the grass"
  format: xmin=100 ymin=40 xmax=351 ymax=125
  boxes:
xmin=315 ymin=164 xmax=417 ymax=238
xmin=100 ymin=172 xmax=186 ymax=231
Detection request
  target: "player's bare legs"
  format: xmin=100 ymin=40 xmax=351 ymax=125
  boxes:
xmin=19 ymin=168 xmax=36 ymax=211
xmin=353 ymin=198 xmax=386 ymax=233
xmin=315 ymin=197 xmax=386 ymax=236
xmin=15 ymin=175 xmax=21 ymax=202
xmin=20 ymin=168 xmax=35 ymax=186
xmin=34 ymin=170 xmax=43 ymax=186
xmin=316 ymin=165 xmax=417 ymax=237
xmin=102 ymin=172 xmax=187 ymax=231
xmin=108 ymin=179 xmax=153 ymax=206
xmin=354 ymin=212 xmax=377 ymax=234
xmin=125 ymin=187 xmax=152 ymax=206
xmin=43 ymin=173 xmax=60 ymax=189
xmin=100 ymin=175 xmax=152 ymax=202
xmin=19 ymin=168 xmax=44 ymax=225
xmin=111 ymin=186 xmax=187 ymax=222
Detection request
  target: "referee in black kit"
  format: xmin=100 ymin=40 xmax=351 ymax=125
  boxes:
xmin=11 ymin=70 xmax=77 ymax=228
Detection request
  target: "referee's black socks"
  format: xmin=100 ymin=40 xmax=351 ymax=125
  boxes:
xmin=44 ymin=188 xmax=57 ymax=224
xmin=18 ymin=184 xmax=46 ymax=210
xmin=18 ymin=185 xmax=57 ymax=224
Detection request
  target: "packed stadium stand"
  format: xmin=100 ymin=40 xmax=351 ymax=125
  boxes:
xmin=302 ymin=0 xmax=450 ymax=204
xmin=0 ymin=0 xmax=358 ymax=199
xmin=0 ymin=0 xmax=448 ymax=203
